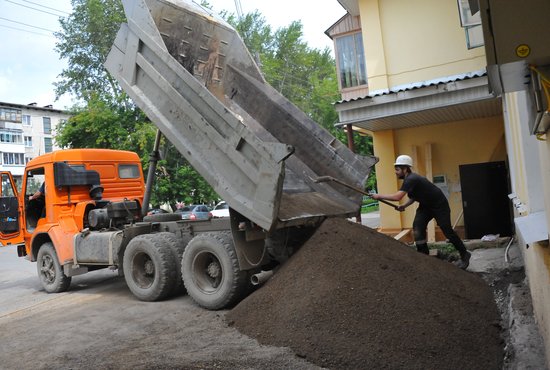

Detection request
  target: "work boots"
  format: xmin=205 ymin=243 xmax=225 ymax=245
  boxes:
xmin=416 ymin=243 xmax=430 ymax=255
xmin=455 ymin=251 xmax=471 ymax=270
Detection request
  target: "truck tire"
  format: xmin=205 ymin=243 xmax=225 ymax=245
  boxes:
xmin=155 ymin=232 xmax=191 ymax=296
xmin=123 ymin=234 xmax=177 ymax=301
xmin=36 ymin=242 xmax=71 ymax=293
xmin=182 ymin=231 xmax=247 ymax=310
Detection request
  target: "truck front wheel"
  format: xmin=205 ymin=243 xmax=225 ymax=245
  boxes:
xmin=123 ymin=234 xmax=177 ymax=301
xmin=182 ymin=232 xmax=247 ymax=310
xmin=37 ymin=242 xmax=71 ymax=293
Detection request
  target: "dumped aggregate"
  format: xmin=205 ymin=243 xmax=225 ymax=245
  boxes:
xmin=227 ymin=218 xmax=504 ymax=370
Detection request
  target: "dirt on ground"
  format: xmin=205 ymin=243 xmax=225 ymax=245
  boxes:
xmin=227 ymin=218 xmax=504 ymax=370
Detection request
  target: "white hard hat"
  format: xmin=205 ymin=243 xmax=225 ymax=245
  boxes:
xmin=394 ymin=155 xmax=413 ymax=167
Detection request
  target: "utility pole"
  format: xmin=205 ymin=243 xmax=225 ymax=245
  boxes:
xmin=234 ymin=0 xmax=243 ymax=20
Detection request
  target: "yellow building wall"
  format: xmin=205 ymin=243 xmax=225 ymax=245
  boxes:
xmin=359 ymin=0 xmax=486 ymax=92
xmin=506 ymin=93 xmax=550 ymax=363
xmin=373 ymin=116 xmax=505 ymax=232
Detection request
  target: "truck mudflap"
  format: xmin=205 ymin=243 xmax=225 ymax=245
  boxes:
xmin=105 ymin=0 xmax=378 ymax=232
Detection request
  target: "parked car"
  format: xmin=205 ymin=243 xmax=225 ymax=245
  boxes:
xmin=175 ymin=204 xmax=212 ymax=221
xmin=211 ymin=201 xmax=229 ymax=218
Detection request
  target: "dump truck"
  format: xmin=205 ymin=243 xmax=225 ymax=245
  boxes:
xmin=0 ymin=0 xmax=377 ymax=310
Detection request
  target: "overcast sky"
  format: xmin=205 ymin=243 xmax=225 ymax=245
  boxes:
xmin=0 ymin=0 xmax=345 ymax=110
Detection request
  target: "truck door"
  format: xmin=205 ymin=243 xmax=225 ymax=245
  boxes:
xmin=0 ymin=171 xmax=23 ymax=245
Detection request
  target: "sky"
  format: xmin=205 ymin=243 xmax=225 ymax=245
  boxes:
xmin=0 ymin=0 xmax=346 ymax=110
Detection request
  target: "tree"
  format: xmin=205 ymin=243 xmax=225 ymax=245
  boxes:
xmin=55 ymin=0 xmax=126 ymax=103
xmin=54 ymin=0 xmax=219 ymax=208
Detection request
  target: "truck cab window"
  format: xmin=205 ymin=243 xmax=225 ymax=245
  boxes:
xmin=26 ymin=168 xmax=46 ymax=230
xmin=1 ymin=174 xmax=15 ymax=197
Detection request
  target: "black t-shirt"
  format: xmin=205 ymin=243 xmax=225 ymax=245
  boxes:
xmin=399 ymin=172 xmax=447 ymax=208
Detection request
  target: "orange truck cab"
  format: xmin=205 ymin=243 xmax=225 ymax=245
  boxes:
xmin=0 ymin=149 xmax=146 ymax=291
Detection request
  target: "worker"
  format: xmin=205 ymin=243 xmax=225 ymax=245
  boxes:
xmin=371 ymin=155 xmax=471 ymax=270
xmin=29 ymin=182 xmax=45 ymax=201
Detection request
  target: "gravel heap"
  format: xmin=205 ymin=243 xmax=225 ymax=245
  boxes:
xmin=226 ymin=218 xmax=504 ymax=370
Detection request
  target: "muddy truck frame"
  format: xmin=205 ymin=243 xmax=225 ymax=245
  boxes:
xmin=0 ymin=0 xmax=377 ymax=310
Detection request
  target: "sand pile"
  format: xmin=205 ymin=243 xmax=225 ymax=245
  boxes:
xmin=226 ymin=218 xmax=503 ymax=370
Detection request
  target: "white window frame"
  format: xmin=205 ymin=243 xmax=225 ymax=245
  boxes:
xmin=335 ymin=32 xmax=367 ymax=90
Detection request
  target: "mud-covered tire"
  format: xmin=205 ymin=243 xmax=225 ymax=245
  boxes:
xmin=182 ymin=231 xmax=247 ymax=310
xmin=155 ymin=232 xmax=191 ymax=296
xmin=123 ymin=234 xmax=177 ymax=301
xmin=143 ymin=213 xmax=182 ymax=222
xmin=36 ymin=242 xmax=71 ymax=293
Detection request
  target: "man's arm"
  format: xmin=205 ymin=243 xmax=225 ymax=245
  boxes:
xmin=29 ymin=190 xmax=43 ymax=201
xmin=396 ymin=197 xmax=415 ymax=211
xmin=371 ymin=190 xmax=407 ymax=202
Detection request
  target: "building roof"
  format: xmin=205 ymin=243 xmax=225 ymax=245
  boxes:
xmin=335 ymin=70 xmax=502 ymax=132
xmin=0 ymin=101 xmax=69 ymax=114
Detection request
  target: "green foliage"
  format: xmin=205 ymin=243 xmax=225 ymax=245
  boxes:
xmin=56 ymin=95 xmax=155 ymax=152
xmin=55 ymin=0 xmax=126 ymax=103
xmin=147 ymin=146 xmax=218 ymax=208
xmin=54 ymin=0 xmax=219 ymax=207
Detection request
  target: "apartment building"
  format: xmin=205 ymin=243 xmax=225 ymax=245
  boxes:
xmin=0 ymin=101 xmax=68 ymax=181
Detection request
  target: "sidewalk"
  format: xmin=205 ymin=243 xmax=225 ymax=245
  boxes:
xmin=359 ymin=211 xmax=380 ymax=229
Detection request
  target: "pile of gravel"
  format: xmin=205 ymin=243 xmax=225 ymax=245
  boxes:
xmin=227 ymin=218 xmax=503 ymax=370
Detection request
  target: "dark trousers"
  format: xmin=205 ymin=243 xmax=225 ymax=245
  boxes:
xmin=413 ymin=203 xmax=467 ymax=257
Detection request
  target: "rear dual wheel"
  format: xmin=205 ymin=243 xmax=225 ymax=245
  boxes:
xmin=123 ymin=234 xmax=177 ymax=301
xmin=155 ymin=232 xmax=192 ymax=296
xmin=182 ymin=232 xmax=248 ymax=310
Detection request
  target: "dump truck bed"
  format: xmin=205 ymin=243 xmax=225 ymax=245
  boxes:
xmin=105 ymin=0 xmax=378 ymax=232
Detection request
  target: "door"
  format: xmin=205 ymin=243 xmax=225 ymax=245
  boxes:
xmin=459 ymin=161 xmax=513 ymax=239
xmin=0 ymin=172 xmax=24 ymax=245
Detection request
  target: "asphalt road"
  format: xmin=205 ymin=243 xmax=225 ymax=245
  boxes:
xmin=0 ymin=245 xmax=320 ymax=370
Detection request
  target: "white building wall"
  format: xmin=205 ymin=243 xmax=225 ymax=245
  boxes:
xmin=0 ymin=102 xmax=68 ymax=181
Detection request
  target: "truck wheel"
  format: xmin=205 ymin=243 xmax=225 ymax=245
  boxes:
xmin=182 ymin=232 xmax=247 ymax=310
xmin=155 ymin=232 xmax=191 ymax=296
xmin=36 ymin=242 xmax=71 ymax=293
xmin=123 ymin=234 xmax=177 ymax=301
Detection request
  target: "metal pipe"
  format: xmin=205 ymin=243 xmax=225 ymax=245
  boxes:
xmin=504 ymin=236 xmax=515 ymax=264
xmin=141 ymin=129 xmax=162 ymax=216
xmin=250 ymin=270 xmax=273 ymax=286
xmin=312 ymin=175 xmax=400 ymax=210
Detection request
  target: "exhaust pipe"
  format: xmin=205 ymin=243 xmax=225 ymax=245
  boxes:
xmin=250 ymin=270 xmax=274 ymax=286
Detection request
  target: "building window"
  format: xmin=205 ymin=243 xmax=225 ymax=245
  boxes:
xmin=0 ymin=131 xmax=22 ymax=144
xmin=44 ymin=137 xmax=53 ymax=153
xmin=335 ymin=32 xmax=367 ymax=89
xmin=22 ymin=115 xmax=31 ymax=126
xmin=43 ymin=117 xmax=51 ymax=134
xmin=2 ymin=153 xmax=25 ymax=166
xmin=457 ymin=0 xmax=484 ymax=49
xmin=25 ymin=156 xmax=32 ymax=164
xmin=24 ymin=136 xmax=32 ymax=147
xmin=0 ymin=108 xmax=22 ymax=123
